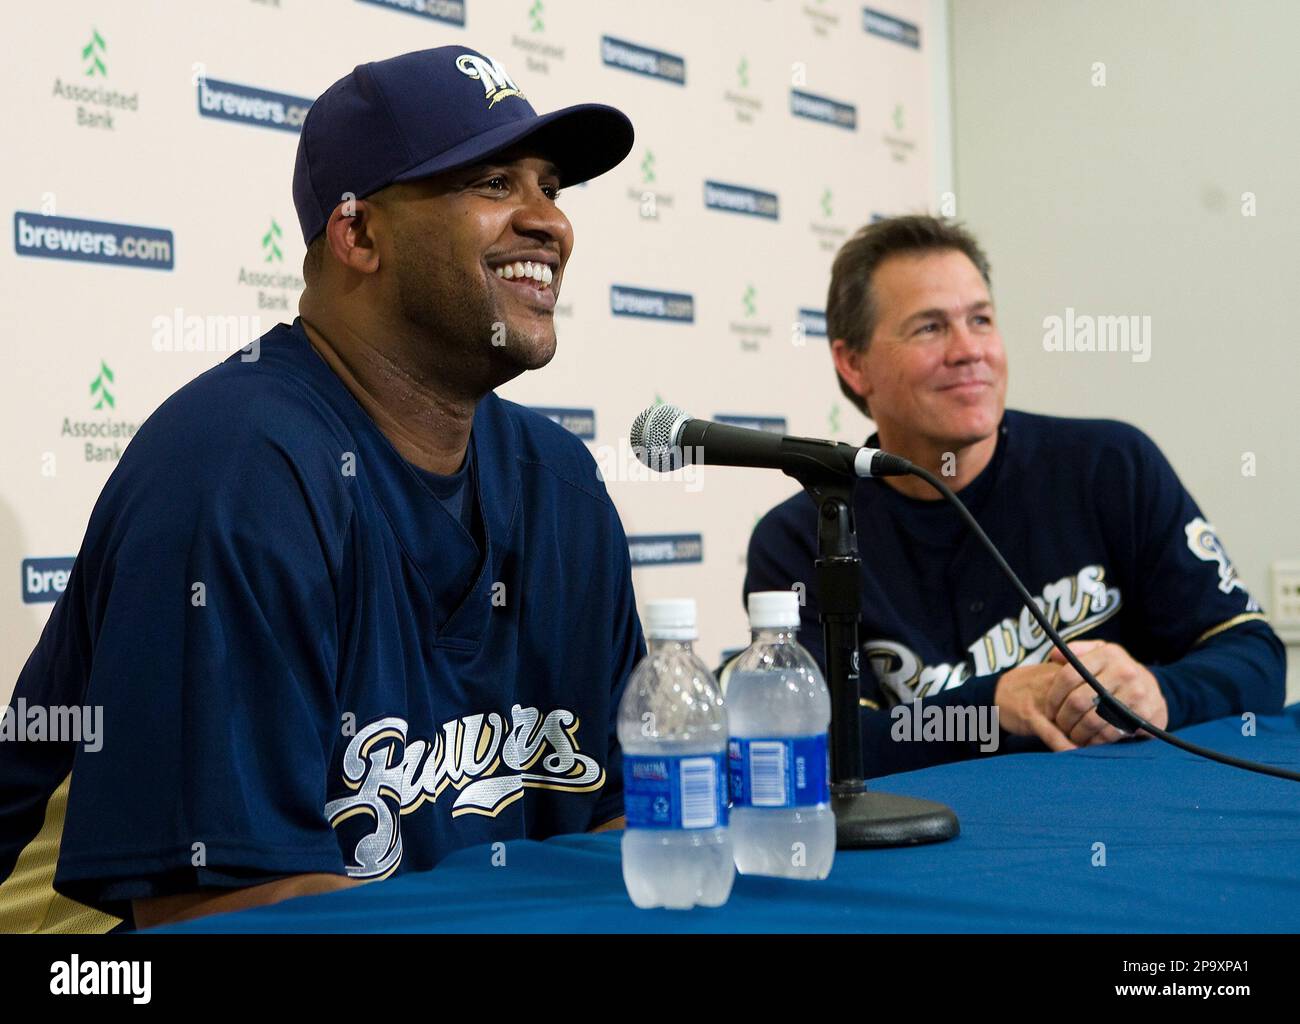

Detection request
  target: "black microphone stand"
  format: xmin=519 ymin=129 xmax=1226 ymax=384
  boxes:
xmin=791 ymin=466 xmax=959 ymax=848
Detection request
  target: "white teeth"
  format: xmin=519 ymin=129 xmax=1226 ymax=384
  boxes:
xmin=493 ymin=261 xmax=553 ymax=288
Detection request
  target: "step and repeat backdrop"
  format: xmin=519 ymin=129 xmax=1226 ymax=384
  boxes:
xmin=2 ymin=0 xmax=939 ymax=692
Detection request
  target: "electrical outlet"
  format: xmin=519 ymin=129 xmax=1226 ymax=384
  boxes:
xmin=1270 ymin=560 xmax=1300 ymax=627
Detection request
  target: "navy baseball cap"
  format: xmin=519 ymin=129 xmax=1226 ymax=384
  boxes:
xmin=292 ymin=46 xmax=635 ymax=245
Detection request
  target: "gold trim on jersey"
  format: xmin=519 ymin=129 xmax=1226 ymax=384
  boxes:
xmin=0 ymin=772 xmax=121 ymax=934
xmin=1194 ymin=612 xmax=1269 ymax=647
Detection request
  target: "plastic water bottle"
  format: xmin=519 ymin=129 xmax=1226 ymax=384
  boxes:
xmin=727 ymin=591 xmax=836 ymax=879
xmin=619 ymin=599 xmax=734 ymax=909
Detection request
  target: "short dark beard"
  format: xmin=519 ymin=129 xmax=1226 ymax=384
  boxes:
xmin=390 ymin=224 xmax=557 ymax=390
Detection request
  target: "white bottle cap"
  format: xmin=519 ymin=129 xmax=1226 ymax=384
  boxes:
xmin=645 ymin=598 xmax=698 ymax=640
xmin=747 ymin=590 xmax=801 ymax=630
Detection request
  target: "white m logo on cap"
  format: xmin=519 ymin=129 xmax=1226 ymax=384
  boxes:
xmin=455 ymin=53 xmax=525 ymax=108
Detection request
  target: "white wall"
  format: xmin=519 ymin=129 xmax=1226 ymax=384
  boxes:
xmin=947 ymin=0 xmax=1300 ymax=703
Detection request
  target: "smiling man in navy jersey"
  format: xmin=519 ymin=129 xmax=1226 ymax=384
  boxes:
xmin=0 ymin=47 xmax=643 ymax=931
xmin=745 ymin=215 xmax=1285 ymax=778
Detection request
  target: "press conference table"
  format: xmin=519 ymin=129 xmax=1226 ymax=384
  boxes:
xmin=159 ymin=707 xmax=1300 ymax=933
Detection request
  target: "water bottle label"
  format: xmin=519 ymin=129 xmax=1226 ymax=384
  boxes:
xmin=623 ymin=754 xmax=728 ymax=830
xmin=728 ymin=735 xmax=830 ymax=808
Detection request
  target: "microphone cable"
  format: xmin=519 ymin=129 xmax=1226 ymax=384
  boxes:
xmin=895 ymin=459 xmax=1300 ymax=783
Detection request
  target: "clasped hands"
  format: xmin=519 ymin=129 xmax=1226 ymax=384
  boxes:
xmin=993 ymin=640 xmax=1169 ymax=751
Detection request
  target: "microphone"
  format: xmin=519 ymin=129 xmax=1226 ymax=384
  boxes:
xmin=628 ymin=408 xmax=1300 ymax=788
xmin=629 ymin=403 xmax=912 ymax=479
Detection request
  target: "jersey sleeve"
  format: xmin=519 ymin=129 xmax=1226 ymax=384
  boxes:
xmin=1105 ymin=427 xmax=1284 ymax=727
xmin=51 ymin=391 xmax=352 ymax=918
xmin=587 ymin=502 xmax=646 ymax=828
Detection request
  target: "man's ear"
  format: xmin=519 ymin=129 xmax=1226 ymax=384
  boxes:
xmin=830 ymin=338 xmax=871 ymax=408
xmin=322 ymin=199 xmax=382 ymax=276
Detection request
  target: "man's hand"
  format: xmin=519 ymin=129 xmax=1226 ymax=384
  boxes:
xmin=993 ymin=662 xmax=1079 ymax=751
xmin=1045 ymin=640 xmax=1168 ymax=746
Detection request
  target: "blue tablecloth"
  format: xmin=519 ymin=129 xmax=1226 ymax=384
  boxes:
xmin=159 ymin=707 xmax=1300 ymax=933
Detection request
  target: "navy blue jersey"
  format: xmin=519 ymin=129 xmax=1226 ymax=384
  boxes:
xmin=745 ymin=410 xmax=1285 ymax=777
xmin=0 ymin=318 xmax=644 ymax=931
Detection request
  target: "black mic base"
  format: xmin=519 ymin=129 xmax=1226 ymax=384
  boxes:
xmin=832 ymin=783 xmax=960 ymax=848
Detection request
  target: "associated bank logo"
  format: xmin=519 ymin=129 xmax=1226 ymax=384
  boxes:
xmin=240 ymin=216 xmax=303 ymax=312
xmin=864 ymin=7 xmax=921 ymax=48
xmin=802 ymin=2 xmax=840 ymax=36
xmin=50 ymin=27 xmax=141 ymax=132
xmin=628 ymin=534 xmax=703 ymax=567
xmin=14 ymin=213 xmax=173 ymax=270
xmin=82 ymin=28 xmax=106 ymax=76
xmin=90 ymin=360 xmax=114 ymax=410
xmin=730 ymin=285 xmax=771 ymax=352
xmin=626 ymin=150 xmax=675 ymax=222
xmin=798 ymin=308 xmax=828 ymax=337
xmin=197 ymin=76 xmax=312 ymax=133
xmin=791 ymin=89 xmax=857 ymax=130
xmin=715 ymin=415 xmax=787 ymax=434
xmin=610 ymin=285 xmax=694 ymax=323
xmin=510 ymin=0 xmax=565 ymax=74
xmin=883 ymin=102 xmax=916 ymax=163
xmin=723 ymin=54 xmax=763 ymax=125
xmin=810 ymin=185 xmax=847 ymax=252
xmin=704 ymin=181 xmax=779 ymax=221
xmin=22 ymin=558 xmax=75 ymax=604
xmin=356 ymin=0 xmax=466 ymax=24
xmin=601 ymin=36 xmax=686 ymax=85
xmin=262 ymin=219 xmax=283 ymax=262
xmin=59 ymin=359 xmax=140 ymax=464
xmin=530 ymin=406 xmax=595 ymax=441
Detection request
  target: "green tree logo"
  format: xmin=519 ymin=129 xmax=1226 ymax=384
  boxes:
xmin=828 ymin=403 xmax=841 ymax=434
xmin=640 ymin=150 xmax=656 ymax=185
xmin=90 ymin=360 xmax=115 ymax=410
xmin=262 ymin=218 xmax=283 ymax=263
xmin=82 ymin=28 xmax=106 ymax=77
xmin=892 ymin=103 xmax=905 ymax=132
xmin=737 ymin=56 xmax=750 ymax=89
xmin=742 ymin=284 xmax=757 ymax=317
xmin=528 ymin=0 xmax=544 ymax=32
xmin=820 ymin=187 xmax=833 ymax=218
